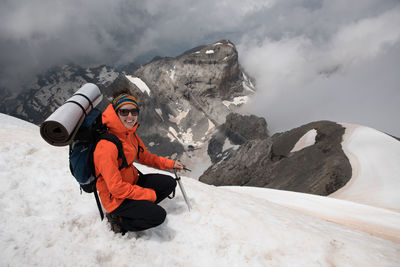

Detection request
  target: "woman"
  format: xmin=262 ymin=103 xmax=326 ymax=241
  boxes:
xmin=93 ymin=88 xmax=183 ymax=234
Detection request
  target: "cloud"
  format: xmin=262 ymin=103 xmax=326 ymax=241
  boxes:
xmin=0 ymin=0 xmax=399 ymax=135
xmin=0 ymin=0 xmax=276 ymax=88
xmin=237 ymin=4 xmax=400 ymax=136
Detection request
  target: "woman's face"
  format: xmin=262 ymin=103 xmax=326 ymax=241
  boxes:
xmin=117 ymin=103 xmax=138 ymax=129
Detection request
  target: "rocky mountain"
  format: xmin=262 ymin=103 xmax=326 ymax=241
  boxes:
xmin=1 ymin=39 xmax=396 ymax=198
xmin=207 ymin=113 xmax=269 ymax=164
xmin=107 ymin=40 xmax=256 ymax=171
xmin=199 ymin=120 xmax=353 ymax=196
xmin=0 ymin=64 xmax=119 ymax=124
xmin=0 ymin=40 xmax=256 ymax=172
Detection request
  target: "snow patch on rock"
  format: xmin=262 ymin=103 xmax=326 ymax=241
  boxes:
xmin=126 ymin=75 xmax=151 ymax=96
xmin=223 ymin=96 xmax=249 ymax=108
xmin=291 ymin=129 xmax=318 ymax=152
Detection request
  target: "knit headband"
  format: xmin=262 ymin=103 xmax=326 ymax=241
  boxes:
xmin=112 ymin=94 xmax=139 ymax=111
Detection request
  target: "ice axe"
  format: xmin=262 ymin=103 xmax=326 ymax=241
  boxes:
xmin=173 ymin=168 xmax=192 ymax=211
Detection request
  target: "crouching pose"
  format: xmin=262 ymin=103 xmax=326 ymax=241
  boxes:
xmin=94 ymin=88 xmax=183 ymax=234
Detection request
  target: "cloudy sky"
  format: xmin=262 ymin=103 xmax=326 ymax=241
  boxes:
xmin=1 ymin=0 xmax=399 ymax=135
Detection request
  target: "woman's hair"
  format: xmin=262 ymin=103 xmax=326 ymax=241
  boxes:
xmin=112 ymin=88 xmax=132 ymax=99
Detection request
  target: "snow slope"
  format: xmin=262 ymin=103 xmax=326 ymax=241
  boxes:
xmin=330 ymin=123 xmax=400 ymax=212
xmin=0 ymin=114 xmax=399 ymax=266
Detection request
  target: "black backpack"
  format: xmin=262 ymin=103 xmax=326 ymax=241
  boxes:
xmin=69 ymin=108 xmax=128 ymax=220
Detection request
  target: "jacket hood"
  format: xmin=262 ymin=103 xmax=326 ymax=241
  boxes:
xmin=102 ymin=104 xmax=139 ymax=135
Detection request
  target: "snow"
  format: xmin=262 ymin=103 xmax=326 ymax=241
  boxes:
xmin=242 ymin=72 xmax=256 ymax=93
xmin=204 ymin=119 xmax=216 ymax=137
xmin=222 ymin=96 xmax=249 ymax=108
xmin=222 ymin=138 xmax=240 ymax=152
xmin=242 ymin=81 xmax=256 ymax=92
xmin=1 ymin=114 xmax=400 ymax=266
xmin=168 ymin=109 xmax=188 ymax=125
xmin=168 ymin=126 xmax=202 ymax=148
xmin=85 ymin=68 xmax=95 ymax=79
xmin=181 ymin=128 xmax=195 ymax=145
xmin=155 ymin=108 xmax=163 ymax=120
xmin=290 ymin=129 xmax=317 ymax=152
xmin=169 ymin=66 xmax=176 ymax=81
xmin=125 ymin=75 xmax=151 ymax=96
xmin=225 ymin=186 xmax=400 ymax=243
xmin=167 ymin=131 xmax=176 ymax=142
xmin=98 ymin=67 xmax=119 ymax=84
xmin=330 ymin=123 xmax=400 ymax=212
xmin=205 ymin=50 xmax=215 ymax=54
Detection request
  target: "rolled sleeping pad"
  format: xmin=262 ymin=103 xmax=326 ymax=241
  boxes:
xmin=40 ymin=83 xmax=103 ymax=146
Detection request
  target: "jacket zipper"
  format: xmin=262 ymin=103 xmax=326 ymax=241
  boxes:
xmin=127 ymin=131 xmax=138 ymax=158
xmin=127 ymin=132 xmax=138 ymax=185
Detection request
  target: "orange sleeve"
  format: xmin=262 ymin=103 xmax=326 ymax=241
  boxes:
xmin=94 ymin=140 xmax=156 ymax=202
xmin=135 ymin=135 xmax=176 ymax=169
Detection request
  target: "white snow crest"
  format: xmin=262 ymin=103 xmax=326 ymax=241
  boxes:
xmin=125 ymin=75 xmax=151 ymax=96
xmin=331 ymin=123 xmax=400 ymax=212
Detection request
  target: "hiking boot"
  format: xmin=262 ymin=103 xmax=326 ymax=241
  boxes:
xmin=106 ymin=213 xmax=127 ymax=235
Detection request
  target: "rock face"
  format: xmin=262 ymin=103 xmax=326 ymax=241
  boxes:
xmin=199 ymin=120 xmax=352 ymax=196
xmin=207 ymin=113 xmax=269 ymax=164
xmin=118 ymin=40 xmax=255 ymax=160
xmin=0 ymin=64 xmax=119 ymax=124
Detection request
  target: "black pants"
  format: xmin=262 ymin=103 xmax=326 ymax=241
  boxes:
xmin=111 ymin=173 xmax=176 ymax=231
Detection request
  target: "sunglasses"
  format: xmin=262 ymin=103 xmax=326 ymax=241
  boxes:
xmin=118 ymin=108 xmax=139 ymax=116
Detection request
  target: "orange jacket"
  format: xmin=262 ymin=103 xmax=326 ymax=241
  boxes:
xmin=93 ymin=104 xmax=175 ymax=213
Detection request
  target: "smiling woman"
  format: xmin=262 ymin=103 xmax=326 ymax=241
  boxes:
xmin=93 ymin=87 xmax=184 ymax=234
xmin=112 ymin=91 xmax=139 ymax=128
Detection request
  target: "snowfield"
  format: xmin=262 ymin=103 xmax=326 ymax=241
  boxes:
xmin=330 ymin=123 xmax=400 ymax=212
xmin=0 ymin=113 xmax=399 ymax=266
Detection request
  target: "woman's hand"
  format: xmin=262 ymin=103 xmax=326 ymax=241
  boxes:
xmin=173 ymin=161 xmax=184 ymax=170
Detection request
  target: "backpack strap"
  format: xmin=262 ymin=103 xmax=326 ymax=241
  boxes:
xmin=98 ymin=132 xmax=129 ymax=169
xmin=65 ymin=93 xmax=94 ymax=117
xmin=94 ymin=132 xmax=128 ymax=221
xmin=133 ymin=132 xmax=144 ymax=160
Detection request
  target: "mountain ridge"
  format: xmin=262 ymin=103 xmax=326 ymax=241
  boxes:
xmin=0 ymin=40 xmax=255 ymax=172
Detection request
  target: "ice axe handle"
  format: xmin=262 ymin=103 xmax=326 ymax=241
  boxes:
xmin=174 ymin=170 xmax=192 ymax=211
